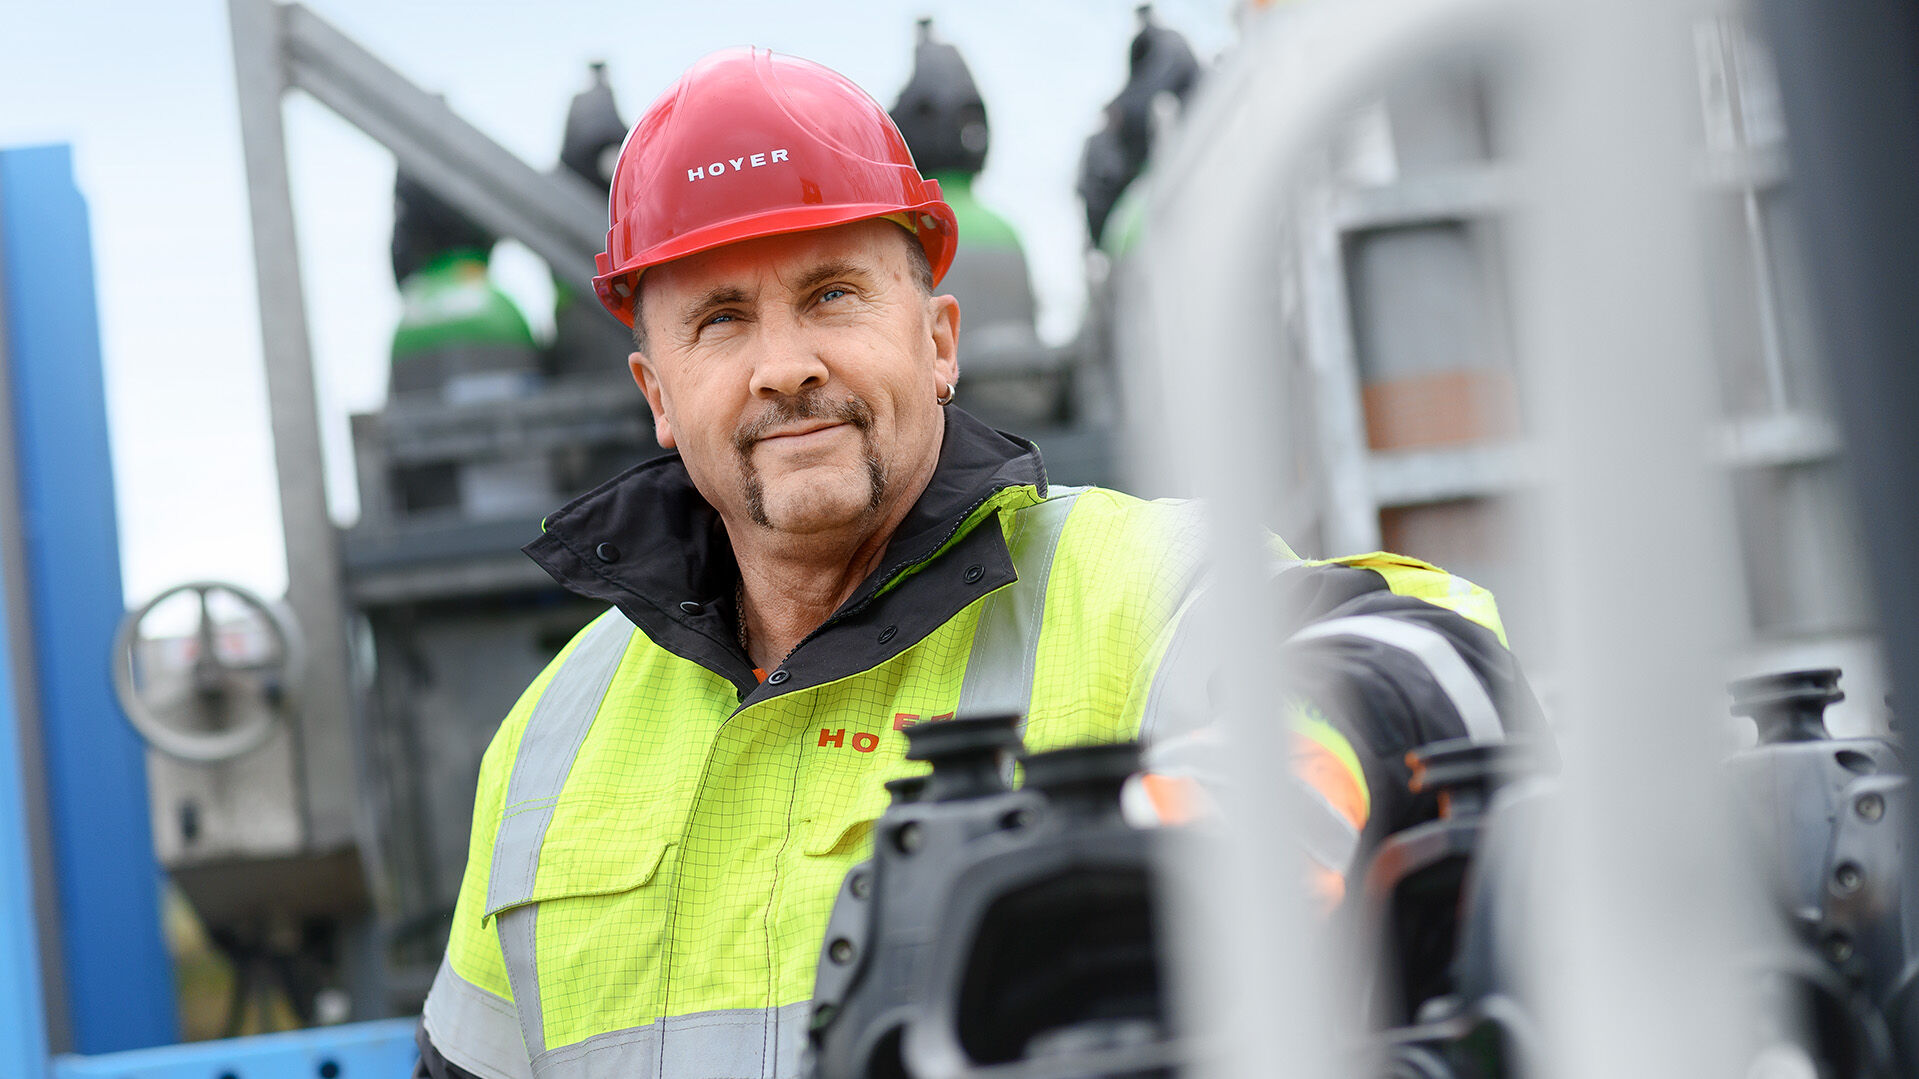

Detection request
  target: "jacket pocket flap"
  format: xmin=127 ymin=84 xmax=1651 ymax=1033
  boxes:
xmin=483 ymin=837 xmax=670 ymax=924
xmin=798 ymin=756 xmax=930 ymax=856
xmin=800 ymin=814 xmax=877 ymax=857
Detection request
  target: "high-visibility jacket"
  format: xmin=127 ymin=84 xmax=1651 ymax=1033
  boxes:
xmin=417 ymin=408 xmax=1533 ymax=1079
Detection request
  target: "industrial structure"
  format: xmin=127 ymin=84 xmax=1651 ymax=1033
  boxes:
xmin=1 ymin=0 xmax=1916 ymax=1075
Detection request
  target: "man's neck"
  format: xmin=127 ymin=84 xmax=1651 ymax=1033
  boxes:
xmin=731 ymin=515 xmax=905 ymax=671
xmin=727 ymin=418 xmax=951 ymax=673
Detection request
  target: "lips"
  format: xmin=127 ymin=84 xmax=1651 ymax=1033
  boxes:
xmin=757 ymin=421 xmax=845 ymax=445
xmin=732 ymin=392 xmax=876 ymax=458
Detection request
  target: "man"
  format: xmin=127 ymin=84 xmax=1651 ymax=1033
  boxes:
xmin=416 ymin=47 xmax=1534 ymax=1079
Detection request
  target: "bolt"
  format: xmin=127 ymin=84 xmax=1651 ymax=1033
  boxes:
xmin=850 ymin=872 xmax=871 ymax=899
xmin=1856 ymin=793 xmax=1886 ymax=822
xmin=894 ymin=822 xmax=923 ymax=855
xmin=829 ymin=938 xmax=856 ymax=965
xmin=1832 ymin=862 xmax=1864 ymax=895
xmin=1825 ymin=933 xmax=1855 ymax=964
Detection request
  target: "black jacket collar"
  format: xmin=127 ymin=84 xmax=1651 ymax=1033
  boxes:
xmin=524 ymin=408 xmax=1046 ymax=702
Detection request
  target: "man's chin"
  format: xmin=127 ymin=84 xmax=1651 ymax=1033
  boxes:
xmin=756 ymin=475 xmax=880 ymax=535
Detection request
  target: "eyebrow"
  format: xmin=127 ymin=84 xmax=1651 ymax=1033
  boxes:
xmin=677 ymin=285 xmax=750 ymax=328
xmin=790 ymin=258 xmax=871 ymax=297
xmin=673 ymin=257 xmax=876 ymax=329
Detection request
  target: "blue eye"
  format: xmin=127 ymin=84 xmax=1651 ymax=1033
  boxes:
xmin=819 ymin=288 xmax=847 ymax=303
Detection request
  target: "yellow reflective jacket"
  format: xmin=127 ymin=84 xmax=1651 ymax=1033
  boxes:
xmin=419 ymin=409 xmax=1527 ymax=1079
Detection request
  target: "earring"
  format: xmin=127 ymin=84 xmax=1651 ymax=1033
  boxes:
xmin=936 ymin=382 xmax=956 ymax=406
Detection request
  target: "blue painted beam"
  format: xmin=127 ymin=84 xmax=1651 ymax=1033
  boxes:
xmin=0 ymin=351 xmax=53 ymax=1069
xmin=0 ymin=144 xmax=56 ymax=1079
xmin=0 ymin=144 xmax=178 ymax=1051
xmin=52 ymin=1018 xmax=418 ymax=1079
xmin=0 ymin=614 xmax=51 ymax=1077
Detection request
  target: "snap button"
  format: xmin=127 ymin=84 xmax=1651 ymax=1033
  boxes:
xmin=767 ymin=669 xmax=791 ymax=685
xmin=962 ymin=564 xmax=984 ymax=584
xmin=878 ymin=626 xmax=897 ymax=644
xmin=679 ymin=601 xmax=701 ymax=614
xmin=595 ymin=542 xmax=621 ymax=562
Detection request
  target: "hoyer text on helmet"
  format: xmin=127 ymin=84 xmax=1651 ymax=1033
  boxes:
xmin=688 ymin=149 xmax=790 ymax=182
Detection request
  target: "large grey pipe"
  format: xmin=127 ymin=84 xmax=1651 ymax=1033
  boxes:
xmin=1135 ymin=0 xmax=1760 ymax=1074
xmin=1137 ymin=1 xmax=1514 ymax=1076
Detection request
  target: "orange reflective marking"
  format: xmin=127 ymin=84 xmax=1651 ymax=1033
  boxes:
xmin=1309 ymin=864 xmax=1347 ymax=911
xmin=1139 ymin=773 xmax=1202 ymax=825
xmin=1291 ymin=732 xmax=1368 ymax=831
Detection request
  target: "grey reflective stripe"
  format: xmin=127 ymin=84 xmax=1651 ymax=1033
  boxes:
xmin=954 ymin=488 xmax=1087 ymax=723
xmin=497 ymin=904 xmax=545 ymax=1057
xmin=1291 ymin=614 xmax=1503 ymax=743
xmin=488 ymin=609 xmax=636 ymax=914
xmin=1136 ymin=582 xmax=1214 ymax=745
xmin=485 ymin=610 xmax=636 ymax=1055
xmin=422 ymin=956 xmax=533 ymax=1079
xmin=529 ymin=1001 xmax=811 ymax=1079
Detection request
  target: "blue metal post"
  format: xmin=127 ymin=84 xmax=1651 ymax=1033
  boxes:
xmin=0 ymin=144 xmax=179 ymax=1052
xmin=0 ymin=145 xmax=57 ymax=1079
xmin=0 ymin=184 xmax=53 ymax=1067
xmin=0 ymin=612 xmax=51 ymax=1078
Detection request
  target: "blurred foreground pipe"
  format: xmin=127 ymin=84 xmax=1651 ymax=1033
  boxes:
xmin=1749 ymin=0 xmax=1919 ymax=1066
xmin=1138 ymin=0 xmax=1509 ymax=1076
xmin=1140 ymin=0 xmax=1765 ymax=1073
xmin=1507 ymin=0 xmax=1760 ymax=1074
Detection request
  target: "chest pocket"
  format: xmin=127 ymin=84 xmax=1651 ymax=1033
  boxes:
xmin=799 ymin=777 xmax=903 ymax=858
xmin=794 ymin=718 xmax=946 ymax=866
xmin=483 ymin=835 xmax=674 ymax=925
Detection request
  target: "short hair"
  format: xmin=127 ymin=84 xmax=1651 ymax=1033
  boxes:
xmin=631 ymin=222 xmax=934 ymax=354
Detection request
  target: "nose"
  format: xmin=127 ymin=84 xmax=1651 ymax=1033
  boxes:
xmin=748 ymin=318 xmax=829 ymax=399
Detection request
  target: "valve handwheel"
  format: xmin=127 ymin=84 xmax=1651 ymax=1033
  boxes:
xmin=111 ymin=580 xmax=304 ymax=763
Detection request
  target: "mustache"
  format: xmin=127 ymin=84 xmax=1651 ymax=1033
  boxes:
xmin=732 ymin=391 xmax=875 ymax=455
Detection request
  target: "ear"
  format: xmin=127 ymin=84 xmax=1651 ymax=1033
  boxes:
xmin=629 ymin=351 xmax=676 ymax=449
xmin=929 ymin=293 xmax=961 ymax=389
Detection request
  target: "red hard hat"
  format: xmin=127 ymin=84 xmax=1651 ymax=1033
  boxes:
xmin=593 ymin=47 xmax=960 ymax=327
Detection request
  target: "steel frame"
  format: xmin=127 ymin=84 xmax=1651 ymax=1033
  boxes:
xmin=223 ymin=0 xmax=622 ymax=863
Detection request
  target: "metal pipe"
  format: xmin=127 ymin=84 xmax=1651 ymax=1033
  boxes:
xmin=1136 ymin=1 xmax=1513 ymax=1075
xmin=1136 ymin=0 xmax=1763 ymax=1074
xmin=1506 ymin=0 xmax=1757 ymax=1073
xmin=279 ymin=3 xmax=607 ymax=293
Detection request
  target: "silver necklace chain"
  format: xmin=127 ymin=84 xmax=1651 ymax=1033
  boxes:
xmin=736 ymin=576 xmax=802 ymax=669
xmin=735 ymin=577 xmax=750 ymax=654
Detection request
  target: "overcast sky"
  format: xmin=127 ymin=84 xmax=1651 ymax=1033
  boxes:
xmin=1 ymin=0 xmax=1240 ymax=607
